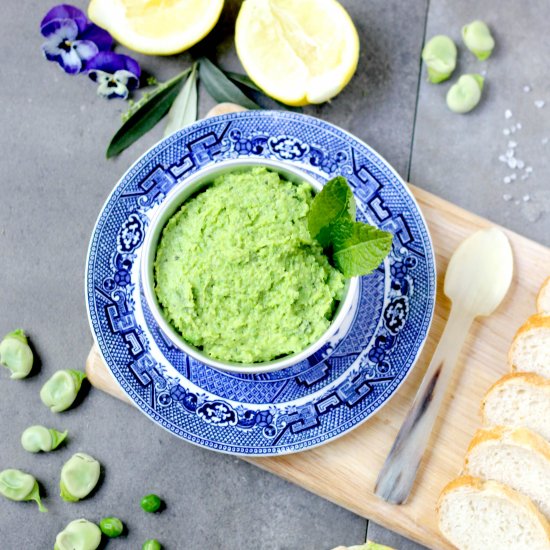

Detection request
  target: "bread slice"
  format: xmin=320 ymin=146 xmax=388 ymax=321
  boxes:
xmin=437 ymin=476 xmax=550 ymax=550
xmin=537 ymin=277 xmax=550 ymax=315
xmin=481 ymin=373 xmax=550 ymax=442
xmin=464 ymin=426 xmax=550 ymax=518
xmin=508 ymin=314 xmax=550 ymax=379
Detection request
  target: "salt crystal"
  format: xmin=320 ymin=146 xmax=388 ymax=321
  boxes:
xmin=503 ymin=194 xmax=513 ymax=201
xmin=507 ymin=158 xmax=517 ymax=169
xmin=523 ymin=85 xmax=531 ymax=92
xmin=535 ymin=100 xmax=545 ymax=108
xmin=510 ymin=173 xmax=517 ymax=180
xmin=504 ymin=109 xmax=513 ymax=119
xmin=503 ymin=176 xmax=511 ymax=184
xmin=499 ymin=155 xmax=508 ymax=163
xmin=508 ymin=141 xmax=518 ymax=148
xmin=506 ymin=149 xmax=515 ymax=158
xmin=526 ymin=166 xmax=533 ymax=173
xmin=516 ymin=122 xmax=522 ymax=129
xmin=516 ymin=160 xmax=525 ymax=169
xmin=542 ymin=137 xmax=549 ymax=145
xmin=503 ymin=129 xmax=511 ymax=136
xmin=523 ymin=195 xmax=531 ymax=202
xmin=515 ymin=200 xmax=521 ymax=205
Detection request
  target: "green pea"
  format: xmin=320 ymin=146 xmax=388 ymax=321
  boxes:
xmin=142 ymin=540 xmax=162 ymax=550
xmin=0 ymin=329 xmax=33 ymax=379
xmin=99 ymin=516 xmax=124 ymax=538
xmin=60 ymin=452 xmax=101 ymax=502
xmin=0 ymin=468 xmax=47 ymax=512
xmin=446 ymin=74 xmax=485 ymax=113
xmin=40 ymin=369 xmax=86 ymax=412
xmin=141 ymin=493 xmax=162 ymax=513
xmin=462 ymin=20 xmax=495 ymax=60
xmin=21 ymin=425 xmax=67 ymax=453
xmin=54 ymin=519 xmax=101 ymax=550
xmin=421 ymin=35 xmax=457 ymax=83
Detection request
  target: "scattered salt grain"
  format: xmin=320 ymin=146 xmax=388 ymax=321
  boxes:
xmin=535 ymin=100 xmax=545 ymax=109
xmin=508 ymin=141 xmax=517 ymax=148
xmin=506 ymin=149 xmax=515 ymax=158
xmin=526 ymin=166 xmax=533 ymax=173
xmin=523 ymin=85 xmax=531 ymax=93
xmin=523 ymin=195 xmax=531 ymax=202
xmin=510 ymin=173 xmax=517 ymax=181
xmin=499 ymin=155 xmax=508 ymax=163
xmin=507 ymin=158 xmax=517 ymax=169
xmin=516 ymin=160 xmax=525 ymax=169
xmin=503 ymin=194 xmax=513 ymax=201
xmin=503 ymin=176 xmax=511 ymax=184
xmin=503 ymin=129 xmax=510 ymax=136
xmin=516 ymin=122 xmax=522 ymax=129
xmin=542 ymin=137 xmax=549 ymax=145
xmin=504 ymin=109 xmax=513 ymax=119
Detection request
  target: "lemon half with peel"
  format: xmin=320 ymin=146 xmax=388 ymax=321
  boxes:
xmin=88 ymin=0 xmax=224 ymax=55
xmin=235 ymin=0 xmax=360 ymax=106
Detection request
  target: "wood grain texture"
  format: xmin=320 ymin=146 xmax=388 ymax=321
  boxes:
xmin=86 ymin=184 xmax=550 ymax=550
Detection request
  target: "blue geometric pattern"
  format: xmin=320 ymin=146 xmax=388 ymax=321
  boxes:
xmin=86 ymin=112 xmax=436 ymax=455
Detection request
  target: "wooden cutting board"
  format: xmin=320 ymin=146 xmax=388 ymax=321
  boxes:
xmin=86 ymin=184 xmax=550 ymax=550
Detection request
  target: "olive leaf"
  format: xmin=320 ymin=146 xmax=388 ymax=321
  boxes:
xmin=199 ymin=58 xmax=260 ymax=110
xmin=106 ymin=68 xmax=191 ymax=158
xmin=164 ymin=63 xmax=199 ymax=137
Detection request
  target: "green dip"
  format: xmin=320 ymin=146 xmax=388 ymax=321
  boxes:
xmin=154 ymin=167 xmax=345 ymax=364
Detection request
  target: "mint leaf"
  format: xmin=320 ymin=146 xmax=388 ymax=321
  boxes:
xmin=308 ymin=176 xmax=356 ymax=247
xmin=332 ymin=220 xmax=393 ymax=277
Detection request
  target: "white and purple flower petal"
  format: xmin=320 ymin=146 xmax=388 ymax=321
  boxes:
xmin=87 ymin=52 xmax=141 ymax=99
xmin=79 ymin=23 xmax=113 ymax=51
xmin=40 ymin=4 xmax=88 ymax=35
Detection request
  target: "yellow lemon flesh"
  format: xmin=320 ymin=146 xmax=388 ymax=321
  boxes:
xmin=235 ymin=0 xmax=360 ymax=106
xmin=88 ymin=0 xmax=225 ymax=55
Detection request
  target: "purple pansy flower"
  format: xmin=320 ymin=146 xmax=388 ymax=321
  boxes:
xmin=87 ymin=52 xmax=141 ymax=100
xmin=40 ymin=4 xmax=113 ymax=74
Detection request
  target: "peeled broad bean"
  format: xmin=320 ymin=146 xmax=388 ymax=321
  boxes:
xmin=446 ymin=74 xmax=484 ymax=113
xmin=421 ymin=35 xmax=457 ymax=83
xmin=21 ymin=425 xmax=67 ymax=453
xmin=54 ymin=519 xmax=102 ymax=550
xmin=60 ymin=452 xmax=101 ymax=502
xmin=0 ymin=329 xmax=33 ymax=379
xmin=0 ymin=468 xmax=47 ymax=512
xmin=462 ymin=20 xmax=495 ymax=60
xmin=40 ymin=369 xmax=86 ymax=412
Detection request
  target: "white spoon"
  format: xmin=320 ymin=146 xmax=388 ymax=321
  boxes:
xmin=374 ymin=227 xmax=514 ymax=504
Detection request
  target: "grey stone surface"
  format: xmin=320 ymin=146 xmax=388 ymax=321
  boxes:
xmin=411 ymin=0 xmax=550 ymax=245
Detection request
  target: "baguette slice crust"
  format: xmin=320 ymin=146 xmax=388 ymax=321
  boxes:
xmin=437 ymin=476 xmax=550 ymax=550
xmin=464 ymin=426 xmax=550 ymax=518
xmin=481 ymin=373 xmax=550 ymax=441
xmin=537 ymin=276 xmax=550 ymax=315
xmin=508 ymin=314 xmax=550 ymax=378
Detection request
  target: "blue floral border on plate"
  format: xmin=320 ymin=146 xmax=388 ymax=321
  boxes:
xmin=86 ymin=111 xmax=436 ymax=455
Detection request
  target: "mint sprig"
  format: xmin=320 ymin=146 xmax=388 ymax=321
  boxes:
xmin=308 ymin=177 xmax=393 ymax=277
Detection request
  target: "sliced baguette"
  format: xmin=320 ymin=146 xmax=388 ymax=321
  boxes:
xmin=481 ymin=373 xmax=550 ymax=442
xmin=508 ymin=314 xmax=550 ymax=379
xmin=437 ymin=476 xmax=550 ymax=550
xmin=537 ymin=277 xmax=550 ymax=315
xmin=464 ymin=426 xmax=550 ymax=518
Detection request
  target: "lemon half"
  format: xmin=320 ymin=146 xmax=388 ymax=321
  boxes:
xmin=88 ymin=0 xmax=225 ymax=56
xmin=235 ymin=0 xmax=360 ymax=106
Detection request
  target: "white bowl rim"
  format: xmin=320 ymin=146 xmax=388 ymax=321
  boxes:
xmin=140 ymin=157 xmax=359 ymax=375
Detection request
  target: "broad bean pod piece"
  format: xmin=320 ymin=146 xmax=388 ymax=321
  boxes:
xmin=462 ymin=20 xmax=495 ymax=60
xmin=60 ymin=452 xmax=101 ymax=502
xmin=54 ymin=519 xmax=101 ymax=550
xmin=40 ymin=369 xmax=87 ymax=412
xmin=21 ymin=425 xmax=68 ymax=453
xmin=0 ymin=468 xmax=47 ymax=512
xmin=446 ymin=74 xmax=485 ymax=113
xmin=0 ymin=329 xmax=33 ymax=379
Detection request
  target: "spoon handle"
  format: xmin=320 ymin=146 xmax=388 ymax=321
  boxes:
xmin=374 ymin=306 xmax=473 ymax=504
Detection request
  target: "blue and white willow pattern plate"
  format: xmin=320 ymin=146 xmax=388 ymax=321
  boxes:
xmin=86 ymin=111 xmax=436 ymax=455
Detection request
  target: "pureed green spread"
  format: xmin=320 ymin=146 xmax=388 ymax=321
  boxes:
xmin=154 ymin=167 xmax=345 ymax=363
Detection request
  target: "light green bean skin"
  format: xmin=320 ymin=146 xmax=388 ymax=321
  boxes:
xmin=0 ymin=469 xmax=47 ymax=512
xmin=54 ymin=519 xmax=102 ymax=550
xmin=142 ymin=540 xmax=162 ymax=550
xmin=40 ymin=369 xmax=86 ymax=412
xmin=21 ymin=425 xmax=68 ymax=453
xmin=0 ymin=329 xmax=33 ymax=379
xmin=462 ymin=20 xmax=495 ymax=60
xmin=60 ymin=453 xmax=101 ymax=502
xmin=421 ymin=35 xmax=457 ymax=83
xmin=446 ymin=74 xmax=484 ymax=113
